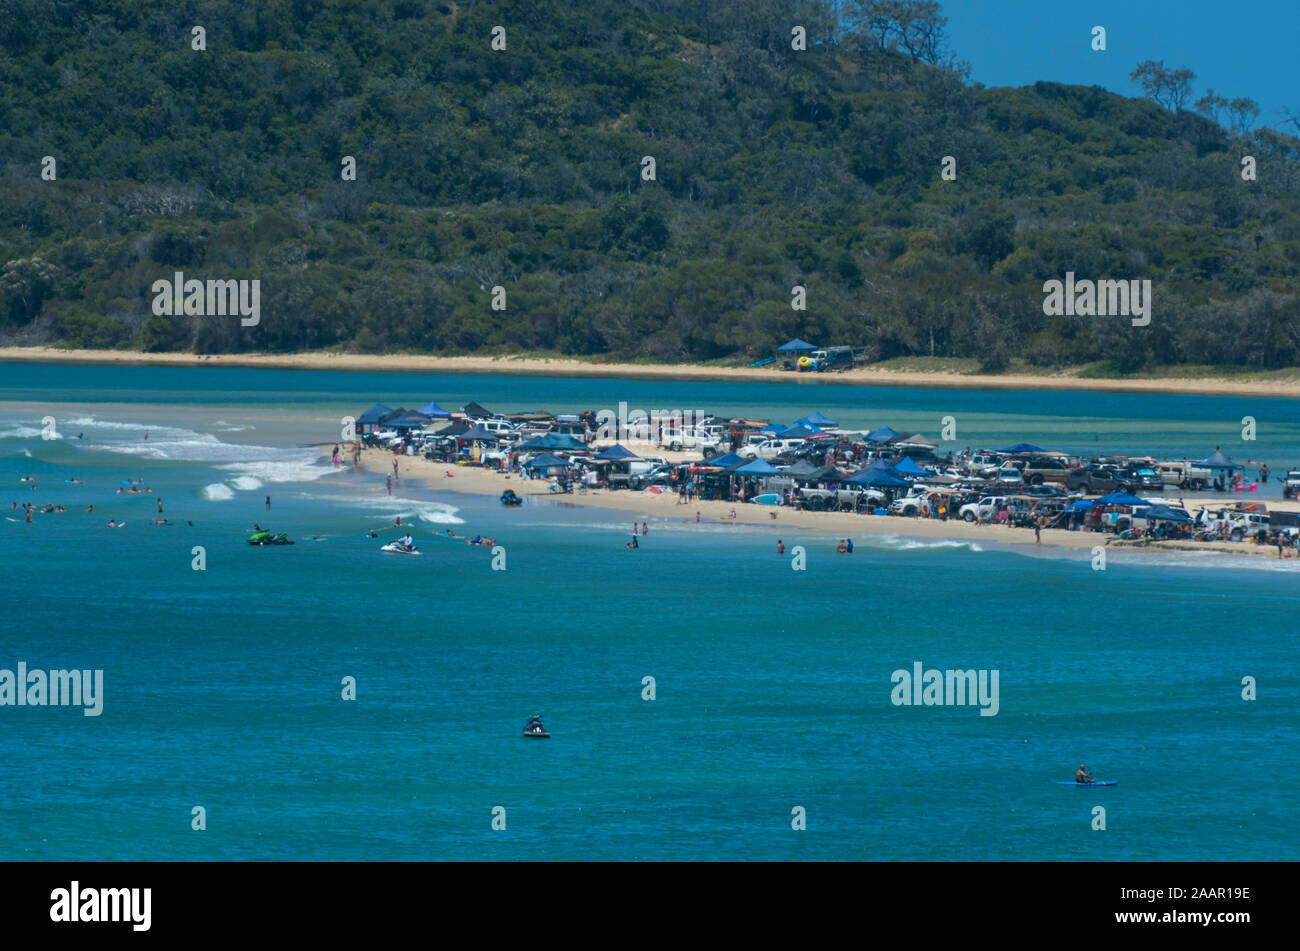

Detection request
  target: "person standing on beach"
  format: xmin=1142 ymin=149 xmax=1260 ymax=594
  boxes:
xmin=642 ymin=521 xmax=648 ymax=535
xmin=1034 ymin=516 xmax=1043 ymax=545
xmin=392 ymin=458 xmax=400 ymax=485
xmin=695 ymin=511 xmax=701 ymax=523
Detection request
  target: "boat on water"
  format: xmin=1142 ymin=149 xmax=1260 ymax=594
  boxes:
xmin=1057 ymin=780 xmax=1117 ymax=787
xmin=523 ymin=715 xmax=549 ymax=738
xmin=249 ymin=531 xmax=294 ymax=546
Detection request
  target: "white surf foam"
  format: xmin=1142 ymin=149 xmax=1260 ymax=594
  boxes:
xmin=354 ymin=494 xmax=464 ymax=525
xmin=201 ymin=483 xmax=235 ymax=501
xmin=227 ymin=475 xmax=263 ymax=491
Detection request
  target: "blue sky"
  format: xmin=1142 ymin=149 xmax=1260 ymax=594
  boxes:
xmin=938 ymin=0 xmax=1299 ymax=134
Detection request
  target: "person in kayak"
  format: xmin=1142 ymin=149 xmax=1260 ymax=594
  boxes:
xmin=1076 ymin=765 xmax=1094 ymax=784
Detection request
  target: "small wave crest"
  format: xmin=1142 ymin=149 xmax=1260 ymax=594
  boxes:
xmin=201 ymin=483 xmax=235 ymax=501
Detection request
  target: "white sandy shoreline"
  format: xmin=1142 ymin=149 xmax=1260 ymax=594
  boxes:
xmin=4 ymin=346 xmax=1300 ymax=398
xmin=359 ymin=449 xmax=1298 ymax=564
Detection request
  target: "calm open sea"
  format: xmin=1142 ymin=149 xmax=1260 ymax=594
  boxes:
xmin=0 ymin=363 xmax=1296 ymax=860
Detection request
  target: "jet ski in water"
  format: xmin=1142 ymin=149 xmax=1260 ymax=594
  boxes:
xmin=248 ymin=531 xmax=294 ymax=546
xmin=523 ymin=715 xmax=550 ymax=739
xmin=381 ymin=541 xmax=420 ymax=555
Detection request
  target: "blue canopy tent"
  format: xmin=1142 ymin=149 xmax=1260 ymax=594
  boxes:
xmin=758 ymin=423 xmax=785 ymax=436
xmin=1141 ymin=505 xmax=1192 ymax=522
xmin=523 ymin=453 xmax=572 ymax=470
xmin=999 ymin=443 xmax=1044 ymax=454
xmin=594 ymin=444 xmax=640 ymax=461
xmin=891 ymin=457 xmax=930 ymax=477
xmin=357 ymin=403 xmax=393 ymax=433
xmin=417 ymin=401 xmax=450 ymax=419
xmin=1200 ymin=449 xmax=1241 ymax=470
xmin=795 ymin=412 xmax=838 ymax=429
xmin=777 ymin=338 xmax=817 ymax=353
xmin=866 ymin=426 xmax=899 ymax=444
xmin=735 ymin=459 xmax=781 ymax=477
xmin=699 ymin=451 xmax=747 ymax=469
xmin=460 ymin=425 xmax=506 ymax=442
xmin=1065 ymin=499 xmax=1095 ymax=512
xmin=777 ymin=424 xmax=822 ymax=440
xmin=517 ymin=433 xmax=587 ymax=452
xmin=387 ymin=412 xmax=432 ymax=431
xmin=1094 ymin=492 xmax=1148 ymax=507
xmin=846 ymin=468 xmax=910 ymax=488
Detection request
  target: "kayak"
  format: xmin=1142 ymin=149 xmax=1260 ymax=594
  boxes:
xmin=381 ymin=542 xmax=419 ymax=555
xmin=1057 ymin=781 xmax=1117 ymax=786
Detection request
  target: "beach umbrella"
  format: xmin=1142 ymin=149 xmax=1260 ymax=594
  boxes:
xmin=777 ymin=338 xmax=818 ymax=352
xmin=594 ymin=444 xmax=641 ymax=461
xmin=1093 ymin=492 xmax=1147 ymax=507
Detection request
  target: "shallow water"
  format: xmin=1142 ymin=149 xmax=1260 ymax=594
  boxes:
xmin=0 ymin=363 xmax=1296 ymax=860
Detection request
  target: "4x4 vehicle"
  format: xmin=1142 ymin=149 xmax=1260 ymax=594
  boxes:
xmin=1283 ymin=469 xmax=1300 ymax=500
xmin=1067 ymin=465 xmax=1133 ymax=494
xmin=959 ymin=495 xmax=1013 ymax=522
xmin=1015 ymin=456 xmax=1073 ymax=485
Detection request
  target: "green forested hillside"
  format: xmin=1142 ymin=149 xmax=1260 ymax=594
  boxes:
xmin=2 ymin=0 xmax=1299 ymax=372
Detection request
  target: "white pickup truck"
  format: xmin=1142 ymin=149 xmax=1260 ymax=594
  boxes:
xmin=1155 ymin=461 xmax=1211 ymax=490
xmin=739 ymin=437 xmax=805 ymax=460
xmin=659 ymin=425 xmax=725 ymax=453
xmin=959 ymin=495 xmax=1013 ymax=522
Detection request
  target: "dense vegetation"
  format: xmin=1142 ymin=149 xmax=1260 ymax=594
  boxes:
xmin=2 ymin=0 xmax=1299 ymax=373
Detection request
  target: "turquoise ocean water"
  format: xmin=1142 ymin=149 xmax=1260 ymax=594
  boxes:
xmin=0 ymin=363 xmax=1297 ymax=861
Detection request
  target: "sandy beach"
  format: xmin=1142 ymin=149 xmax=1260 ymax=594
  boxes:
xmin=360 ymin=448 xmax=1297 ymax=561
xmin=4 ymin=346 xmax=1300 ymax=398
